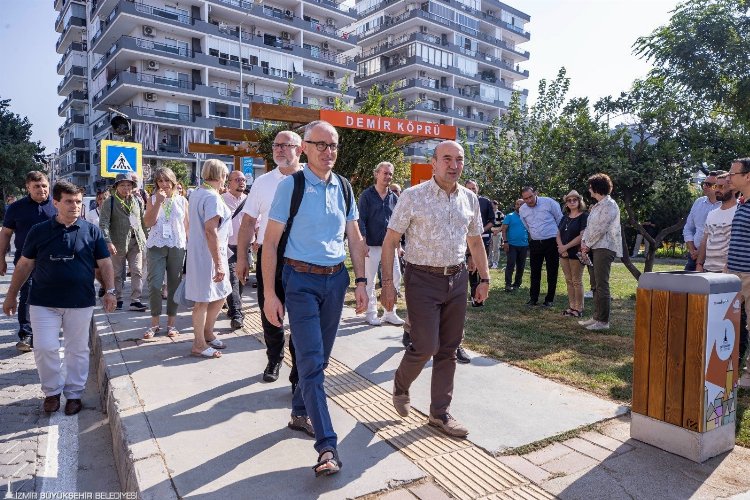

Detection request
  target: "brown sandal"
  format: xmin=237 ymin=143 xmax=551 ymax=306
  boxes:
xmin=313 ymin=448 xmax=342 ymax=477
xmin=166 ymin=326 xmax=179 ymax=338
xmin=143 ymin=326 xmax=160 ymax=339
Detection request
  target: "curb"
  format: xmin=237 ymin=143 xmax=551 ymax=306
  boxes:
xmin=89 ymin=312 xmax=178 ymax=499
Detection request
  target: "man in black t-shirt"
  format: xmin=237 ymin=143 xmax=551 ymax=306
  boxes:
xmin=465 ymin=181 xmax=495 ymax=305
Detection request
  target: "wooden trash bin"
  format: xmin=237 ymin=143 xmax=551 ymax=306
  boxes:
xmin=630 ymin=271 xmax=742 ymax=462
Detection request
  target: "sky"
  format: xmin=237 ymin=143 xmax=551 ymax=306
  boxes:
xmin=0 ymin=0 xmax=680 ymax=154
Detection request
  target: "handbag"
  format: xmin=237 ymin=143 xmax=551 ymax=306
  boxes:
xmin=174 ymin=277 xmax=194 ymax=308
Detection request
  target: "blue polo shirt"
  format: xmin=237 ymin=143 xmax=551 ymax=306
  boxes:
xmin=22 ymin=218 xmax=110 ymax=308
xmin=502 ymin=212 xmax=529 ymax=247
xmin=358 ymin=185 xmax=397 ymax=247
xmin=3 ymin=195 xmax=57 ymax=263
xmin=268 ymin=168 xmax=358 ymax=266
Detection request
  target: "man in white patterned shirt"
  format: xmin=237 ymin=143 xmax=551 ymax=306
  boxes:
xmin=696 ymin=172 xmax=736 ymax=273
xmin=380 ymin=140 xmax=490 ymax=438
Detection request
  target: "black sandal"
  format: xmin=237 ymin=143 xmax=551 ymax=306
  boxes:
xmin=313 ymin=448 xmax=342 ymax=477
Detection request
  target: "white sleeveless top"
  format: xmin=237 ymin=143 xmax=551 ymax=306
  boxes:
xmin=146 ymin=194 xmax=188 ymax=249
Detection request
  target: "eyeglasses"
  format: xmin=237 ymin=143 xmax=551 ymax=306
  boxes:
xmin=304 ymin=140 xmax=339 ymax=152
xmin=702 ymin=182 xmax=717 ymax=189
xmin=566 ymin=198 xmax=579 ymax=203
xmin=727 ymin=171 xmax=749 ymax=177
xmin=272 ymin=143 xmax=300 ymax=150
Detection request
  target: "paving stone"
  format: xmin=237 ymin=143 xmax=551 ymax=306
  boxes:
xmin=496 ymin=455 xmax=552 ymax=485
xmin=561 ymin=437 xmax=613 ymax=462
xmin=1 ymin=449 xmax=35 ymax=466
xmin=540 ymin=450 xmax=598 ymax=476
xmin=378 ymin=489 xmax=417 ymax=500
xmin=409 ymin=481 xmax=452 ymax=500
xmin=578 ymin=430 xmax=626 ymax=451
xmin=524 ymin=442 xmax=571 ymax=466
xmin=597 ymin=415 xmax=631 ymax=443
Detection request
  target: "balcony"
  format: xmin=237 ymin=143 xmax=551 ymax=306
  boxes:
xmin=58 ymin=114 xmax=87 ymax=135
xmin=57 ymin=90 xmax=88 ymax=117
xmin=92 ymin=70 xmax=194 ymax=108
xmin=117 ymin=105 xmax=216 ymax=129
xmin=60 ymin=162 xmax=91 ymax=176
xmin=207 ymin=0 xmax=357 ymax=21
xmin=59 ymin=138 xmax=90 ymax=155
xmin=56 ymin=16 xmax=86 ymax=54
xmin=57 ymin=42 xmax=86 ymax=75
xmin=92 ymin=36 xmax=195 ymax=78
xmin=406 ymin=101 xmax=496 ymax=125
xmin=358 ymin=8 xmax=530 ymax=60
xmin=57 ymin=65 xmax=86 ymax=95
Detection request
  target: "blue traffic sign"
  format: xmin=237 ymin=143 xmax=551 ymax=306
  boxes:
xmin=100 ymin=140 xmax=142 ymax=178
xmin=242 ymin=157 xmax=254 ymax=176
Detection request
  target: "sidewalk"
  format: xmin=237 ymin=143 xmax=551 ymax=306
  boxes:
xmin=92 ymin=285 xmax=750 ymax=499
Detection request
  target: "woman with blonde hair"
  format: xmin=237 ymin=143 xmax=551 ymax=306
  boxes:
xmin=142 ymin=167 xmax=189 ymax=339
xmin=184 ymin=159 xmax=232 ymax=358
xmin=556 ymin=190 xmax=588 ymax=317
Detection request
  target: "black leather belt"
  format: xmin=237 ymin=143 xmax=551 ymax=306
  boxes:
xmin=284 ymin=258 xmax=344 ymax=275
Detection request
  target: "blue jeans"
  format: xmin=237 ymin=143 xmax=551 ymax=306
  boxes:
xmin=282 ymin=263 xmax=349 ymax=453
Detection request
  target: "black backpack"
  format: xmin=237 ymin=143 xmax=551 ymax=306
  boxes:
xmin=276 ymin=170 xmax=353 ymax=274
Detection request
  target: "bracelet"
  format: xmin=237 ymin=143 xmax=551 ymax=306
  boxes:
xmin=480 ymin=278 xmax=491 ymax=284
xmin=355 ymin=277 xmax=367 ymax=285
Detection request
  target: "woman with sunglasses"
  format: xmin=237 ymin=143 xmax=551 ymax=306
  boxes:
xmin=556 ymin=190 xmax=588 ymax=317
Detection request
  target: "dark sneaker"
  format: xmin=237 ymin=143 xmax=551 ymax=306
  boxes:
xmin=504 ymin=285 xmax=513 ymax=293
xmin=230 ymin=317 xmax=244 ymax=330
xmin=16 ymin=336 xmax=32 ymax=353
xmin=288 ymin=415 xmax=315 ymax=437
xmin=116 ymin=301 xmax=123 ymax=310
xmin=291 ymin=381 xmax=298 ymax=395
xmin=64 ymin=399 xmax=83 ymax=416
xmin=43 ymin=394 xmax=61 ymax=413
xmin=456 ymin=346 xmax=471 ymax=364
xmin=525 ymin=299 xmax=538 ymax=307
xmin=392 ymin=387 xmax=410 ymax=417
xmin=263 ymin=360 xmax=281 ymax=382
xmin=129 ymin=301 xmax=148 ymax=312
xmin=542 ymin=301 xmax=554 ymax=308
xmin=401 ymin=331 xmax=411 ymax=348
xmin=428 ymin=413 xmax=469 ymax=438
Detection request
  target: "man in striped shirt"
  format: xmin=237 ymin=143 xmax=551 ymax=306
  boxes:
xmin=696 ymin=172 xmax=735 ymax=273
xmin=727 ymin=158 xmax=750 ymax=369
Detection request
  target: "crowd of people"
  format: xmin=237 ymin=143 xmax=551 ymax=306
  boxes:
xmin=2 ymin=120 xmax=749 ymax=477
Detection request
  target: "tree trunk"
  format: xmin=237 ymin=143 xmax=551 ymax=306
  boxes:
xmin=619 ymin=227 xmax=642 ymax=279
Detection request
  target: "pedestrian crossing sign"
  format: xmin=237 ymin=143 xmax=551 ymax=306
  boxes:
xmin=100 ymin=140 xmax=142 ymax=178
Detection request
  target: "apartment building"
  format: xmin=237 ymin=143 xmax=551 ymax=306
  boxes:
xmin=55 ymin=0 xmax=358 ymax=193
xmin=353 ymin=0 xmax=530 ymax=159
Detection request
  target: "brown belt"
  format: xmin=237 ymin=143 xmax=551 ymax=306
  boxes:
xmin=408 ymin=262 xmax=465 ymax=276
xmin=284 ymin=258 xmax=344 ymax=275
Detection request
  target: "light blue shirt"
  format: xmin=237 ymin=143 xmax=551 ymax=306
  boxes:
xmin=268 ymin=168 xmax=358 ymax=266
xmin=683 ymin=196 xmax=721 ymax=246
xmin=518 ymin=195 xmax=563 ymax=240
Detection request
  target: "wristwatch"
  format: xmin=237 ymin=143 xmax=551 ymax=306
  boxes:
xmin=479 ymin=278 xmax=491 ymax=284
xmin=355 ymin=277 xmax=367 ymax=285
xmin=105 ymin=288 xmax=117 ymax=296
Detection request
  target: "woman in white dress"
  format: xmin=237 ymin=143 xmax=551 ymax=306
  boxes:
xmin=142 ymin=167 xmax=189 ymax=339
xmin=185 ymin=160 xmax=232 ymax=358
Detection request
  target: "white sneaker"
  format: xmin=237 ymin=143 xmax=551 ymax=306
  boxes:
xmin=586 ymin=321 xmax=610 ymax=331
xmin=382 ymin=310 xmax=405 ymax=326
xmin=365 ymin=313 xmax=382 ymax=326
xmin=578 ymin=318 xmax=597 ymax=327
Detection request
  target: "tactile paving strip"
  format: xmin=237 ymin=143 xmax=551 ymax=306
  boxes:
xmin=241 ymin=307 xmax=554 ymax=499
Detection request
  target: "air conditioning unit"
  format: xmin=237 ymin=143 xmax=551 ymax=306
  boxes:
xmin=327 ymin=96 xmax=335 ymax=104
xmin=142 ymin=25 xmax=155 ymax=37
xmin=419 ymin=93 xmax=427 ymax=100
xmin=284 ymin=9 xmax=293 ymax=17
xmin=281 ymin=31 xmax=290 ymax=40
xmin=326 ymin=70 xmax=335 ymax=78
xmin=322 ymin=41 xmax=330 ymax=50
xmin=144 ymin=92 xmax=158 ymax=102
xmin=326 ymin=18 xmax=335 ymax=26
xmin=146 ymin=60 xmax=159 ymax=71
xmin=418 ymin=70 xmax=427 ymax=77
xmin=486 ymin=10 xmax=495 ymax=16
xmin=420 ymin=25 xmax=428 ymax=34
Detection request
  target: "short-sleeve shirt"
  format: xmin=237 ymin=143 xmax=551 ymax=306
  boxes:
xmin=357 ymin=185 xmax=398 ymax=247
xmin=222 ymin=191 xmax=246 ymax=246
xmin=22 ymin=218 xmax=110 ymax=308
xmin=242 ymin=167 xmax=298 ymax=245
xmin=388 ymin=177 xmax=483 ymax=267
xmin=502 ymin=212 xmax=528 ymax=247
xmin=3 ymin=195 xmax=57 ymax=263
xmin=558 ymin=213 xmax=588 ymax=257
xmin=146 ymin=195 xmax=188 ymax=249
xmin=703 ymin=204 xmax=737 ymax=272
xmin=727 ymin=202 xmax=750 ymax=272
xmin=268 ymin=168 xmax=358 ymax=266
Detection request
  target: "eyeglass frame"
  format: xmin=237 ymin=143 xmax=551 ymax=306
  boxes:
xmin=271 ymin=143 xmax=301 ymax=150
xmin=304 ymin=140 xmax=339 ymax=152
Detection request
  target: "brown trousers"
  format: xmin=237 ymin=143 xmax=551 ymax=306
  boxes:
xmin=395 ymin=264 xmax=468 ymax=416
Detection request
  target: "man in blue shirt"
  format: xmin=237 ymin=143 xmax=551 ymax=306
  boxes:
xmin=262 ymin=120 xmax=367 ymax=477
xmin=3 ymin=181 xmax=116 ymax=415
xmin=0 ymin=171 xmax=57 ymax=352
xmin=683 ymin=171 xmax=721 ymax=271
xmin=358 ymin=161 xmax=404 ymax=326
xmin=501 ymin=199 xmax=530 ymax=292
xmin=519 ymin=187 xmax=563 ymax=307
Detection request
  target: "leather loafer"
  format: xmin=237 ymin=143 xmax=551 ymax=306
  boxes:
xmin=263 ymin=360 xmax=281 ymax=382
xmin=43 ymin=394 xmax=61 ymax=413
xmin=64 ymin=399 xmax=82 ymax=416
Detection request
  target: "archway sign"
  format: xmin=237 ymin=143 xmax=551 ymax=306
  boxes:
xmin=187 ymin=104 xmax=457 ymax=176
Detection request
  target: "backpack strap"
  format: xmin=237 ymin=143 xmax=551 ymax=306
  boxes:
xmin=334 ymin=172 xmax=353 ymax=218
xmin=276 ymin=170 xmax=306 ymax=271
xmin=232 ymin=198 xmax=247 ymax=220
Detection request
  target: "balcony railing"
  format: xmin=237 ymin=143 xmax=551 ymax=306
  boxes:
xmin=55 ymin=16 xmax=86 ymax=51
xmin=207 ymin=0 xmax=356 ymax=19
xmin=57 ymin=65 xmax=86 ymax=93
xmin=134 ymin=1 xmax=193 ymax=25
xmin=57 ymin=90 xmax=88 ymax=114
xmin=57 ymin=42 xmax=87 ymax=73
xmin=60 ymin=138 xmax=89 ymax=154
xmin=93 ymin=71 xmax=193 ymax=104
xmin=57 ymin=114 xmax=87 ymax=135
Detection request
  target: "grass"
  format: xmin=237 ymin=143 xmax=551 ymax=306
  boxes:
xmin=345 ymin=257 xmax=750 ymax=447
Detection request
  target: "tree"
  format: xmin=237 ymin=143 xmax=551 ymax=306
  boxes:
xmin=159 ymin=160 xmax=191 ymax=188
xmin=0 ymin=98 xmax=45 ymax=207
xmin=634 ymin=0 xmax=750 ymax=122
